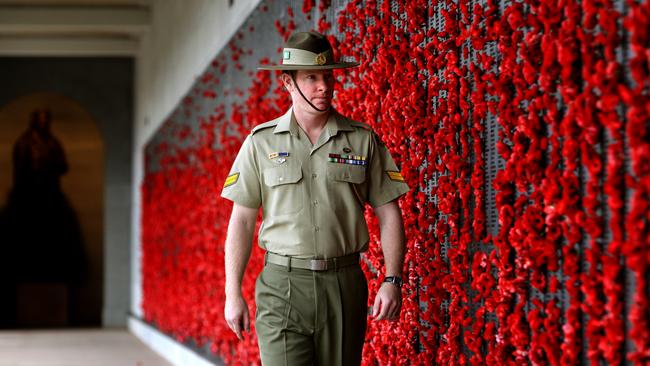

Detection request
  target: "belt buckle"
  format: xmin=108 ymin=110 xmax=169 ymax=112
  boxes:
xmin=310 ymin=259 xmax=328 ymax=271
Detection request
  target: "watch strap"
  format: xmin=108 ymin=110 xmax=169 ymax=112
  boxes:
xmin=383 ymin=276 xmax=403 ymax=287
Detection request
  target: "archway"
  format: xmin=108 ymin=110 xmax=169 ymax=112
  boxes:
xmin=0 ymin=92 xmax=104 ymax=327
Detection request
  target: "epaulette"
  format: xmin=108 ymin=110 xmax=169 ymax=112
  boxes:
xmin=349 ymin=120 xmax=373 ymax=131
xmin=251 ymin=119 xmax=280 ymax=134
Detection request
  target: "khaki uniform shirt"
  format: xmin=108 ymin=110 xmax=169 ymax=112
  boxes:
xmin=221 ymin=107 xmax=409 ymax=259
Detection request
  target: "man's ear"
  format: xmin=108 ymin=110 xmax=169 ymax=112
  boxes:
xmin=280 ymin=73 xmax=293 ymax=91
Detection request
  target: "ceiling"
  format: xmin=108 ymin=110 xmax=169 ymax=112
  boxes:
xmin=0 ymin=1 xmax=149 ymax=6
xmin=0 ymin=0 xmax=151 ymax=56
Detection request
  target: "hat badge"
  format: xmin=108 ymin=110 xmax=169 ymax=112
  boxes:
xmin=315 ymin=52 xmax=327 ymax=65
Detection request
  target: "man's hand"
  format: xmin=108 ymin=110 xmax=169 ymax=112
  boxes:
xmin=372 ymin=200 xmax=406 ymax=322
xmin=371 ymin=282 xmax=402 ymax=321
xmin=224 ymin=294 xmax=250 ymax=340
xmin=223 ymin=203 xmax=257 ymax=341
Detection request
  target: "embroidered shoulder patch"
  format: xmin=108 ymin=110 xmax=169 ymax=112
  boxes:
xmin=224 ymin=173 xmax=240 ymax=188
xmin=386 ymin=171 xmax=405 ymax=182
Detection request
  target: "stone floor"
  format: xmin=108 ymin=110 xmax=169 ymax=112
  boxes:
xmin=0 ymin=329 xmax=172 ymax=366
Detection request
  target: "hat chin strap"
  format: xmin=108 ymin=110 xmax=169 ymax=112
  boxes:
xmin=291 ymin=73 xmax=329 ymax=113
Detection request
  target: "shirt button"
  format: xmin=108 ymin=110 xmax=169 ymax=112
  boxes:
xmin=279 ymin=177 xmax=284 ymax=182
xmin=314 ymin=226 xmax=320 ymax=232
xmin=312 ymin=200 xmax=318 ymax=205
xmin=312 ymin=173 xmax=318 ymax=179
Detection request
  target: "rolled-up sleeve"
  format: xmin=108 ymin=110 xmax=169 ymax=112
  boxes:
xmin=367 ymin=132 xmax=410 ymax=208
xmin=220 ymin=134 xmax=262 ymax=208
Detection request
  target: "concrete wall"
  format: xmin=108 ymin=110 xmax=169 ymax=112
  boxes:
xmin=129 ymin=1 xmax=261 ymax=360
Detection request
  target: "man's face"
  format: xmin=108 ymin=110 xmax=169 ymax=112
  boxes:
xmin=284 ymin=69 xmax=335 ymax=113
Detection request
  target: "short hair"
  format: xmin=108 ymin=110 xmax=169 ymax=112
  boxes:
xmin=281 ymin=70 xmax=297 ymax=78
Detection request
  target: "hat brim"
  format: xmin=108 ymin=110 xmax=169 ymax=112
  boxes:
xmin=257 ymin=61 xmax=359 ymax=71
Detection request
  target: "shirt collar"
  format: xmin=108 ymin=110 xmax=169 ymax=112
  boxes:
xmin=273 ymin=107 xmax=299 ymax=135
xmin=273 ymin=107 xmax=355 ymax=136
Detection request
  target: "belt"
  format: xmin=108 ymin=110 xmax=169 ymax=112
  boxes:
xmin=265 ymin=252 xmax=360 ymax=271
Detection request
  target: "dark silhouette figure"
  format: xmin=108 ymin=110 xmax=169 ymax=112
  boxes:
xmin=0 ymin=108 xmax=85 ymax=328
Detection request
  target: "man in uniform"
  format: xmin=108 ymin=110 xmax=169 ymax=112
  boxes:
xmin=222 ymin=31 xmax=409 ymax=365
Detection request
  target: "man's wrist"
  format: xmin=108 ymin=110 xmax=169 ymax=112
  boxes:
xmin=383 ymin=275 xmax=403 ymax=288
xmin=225 ymin=285 xmax=243 ymax=298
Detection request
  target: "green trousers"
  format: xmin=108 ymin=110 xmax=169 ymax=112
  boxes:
xmin=255 ymin=260 xmax=368 ymax=366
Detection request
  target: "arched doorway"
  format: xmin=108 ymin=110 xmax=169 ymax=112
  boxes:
xmin=0 ymin=92 xmax=104 ymax=328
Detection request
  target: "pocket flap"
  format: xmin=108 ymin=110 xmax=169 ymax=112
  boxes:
xmin=264 ymin=165 xmax=303 ymax=187
xmin=327 ymin=165 xmax=366 ymax=184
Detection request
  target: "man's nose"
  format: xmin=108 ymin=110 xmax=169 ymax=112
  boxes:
xmin=317 ymin=78 xmax=331 ymax=92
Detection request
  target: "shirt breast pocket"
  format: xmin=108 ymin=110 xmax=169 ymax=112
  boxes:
xmin=326 ymin=164 xmax=367 ymax=210
xmin=263 ymin=165 xmax=304 ymax=216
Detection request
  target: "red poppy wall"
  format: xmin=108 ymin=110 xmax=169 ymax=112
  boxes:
xmin=141 ymin=0 xmax=650 ymax=364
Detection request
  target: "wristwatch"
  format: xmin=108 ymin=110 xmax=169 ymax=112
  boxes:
xmin=383 ymin=276 xmax=403 ymax=288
